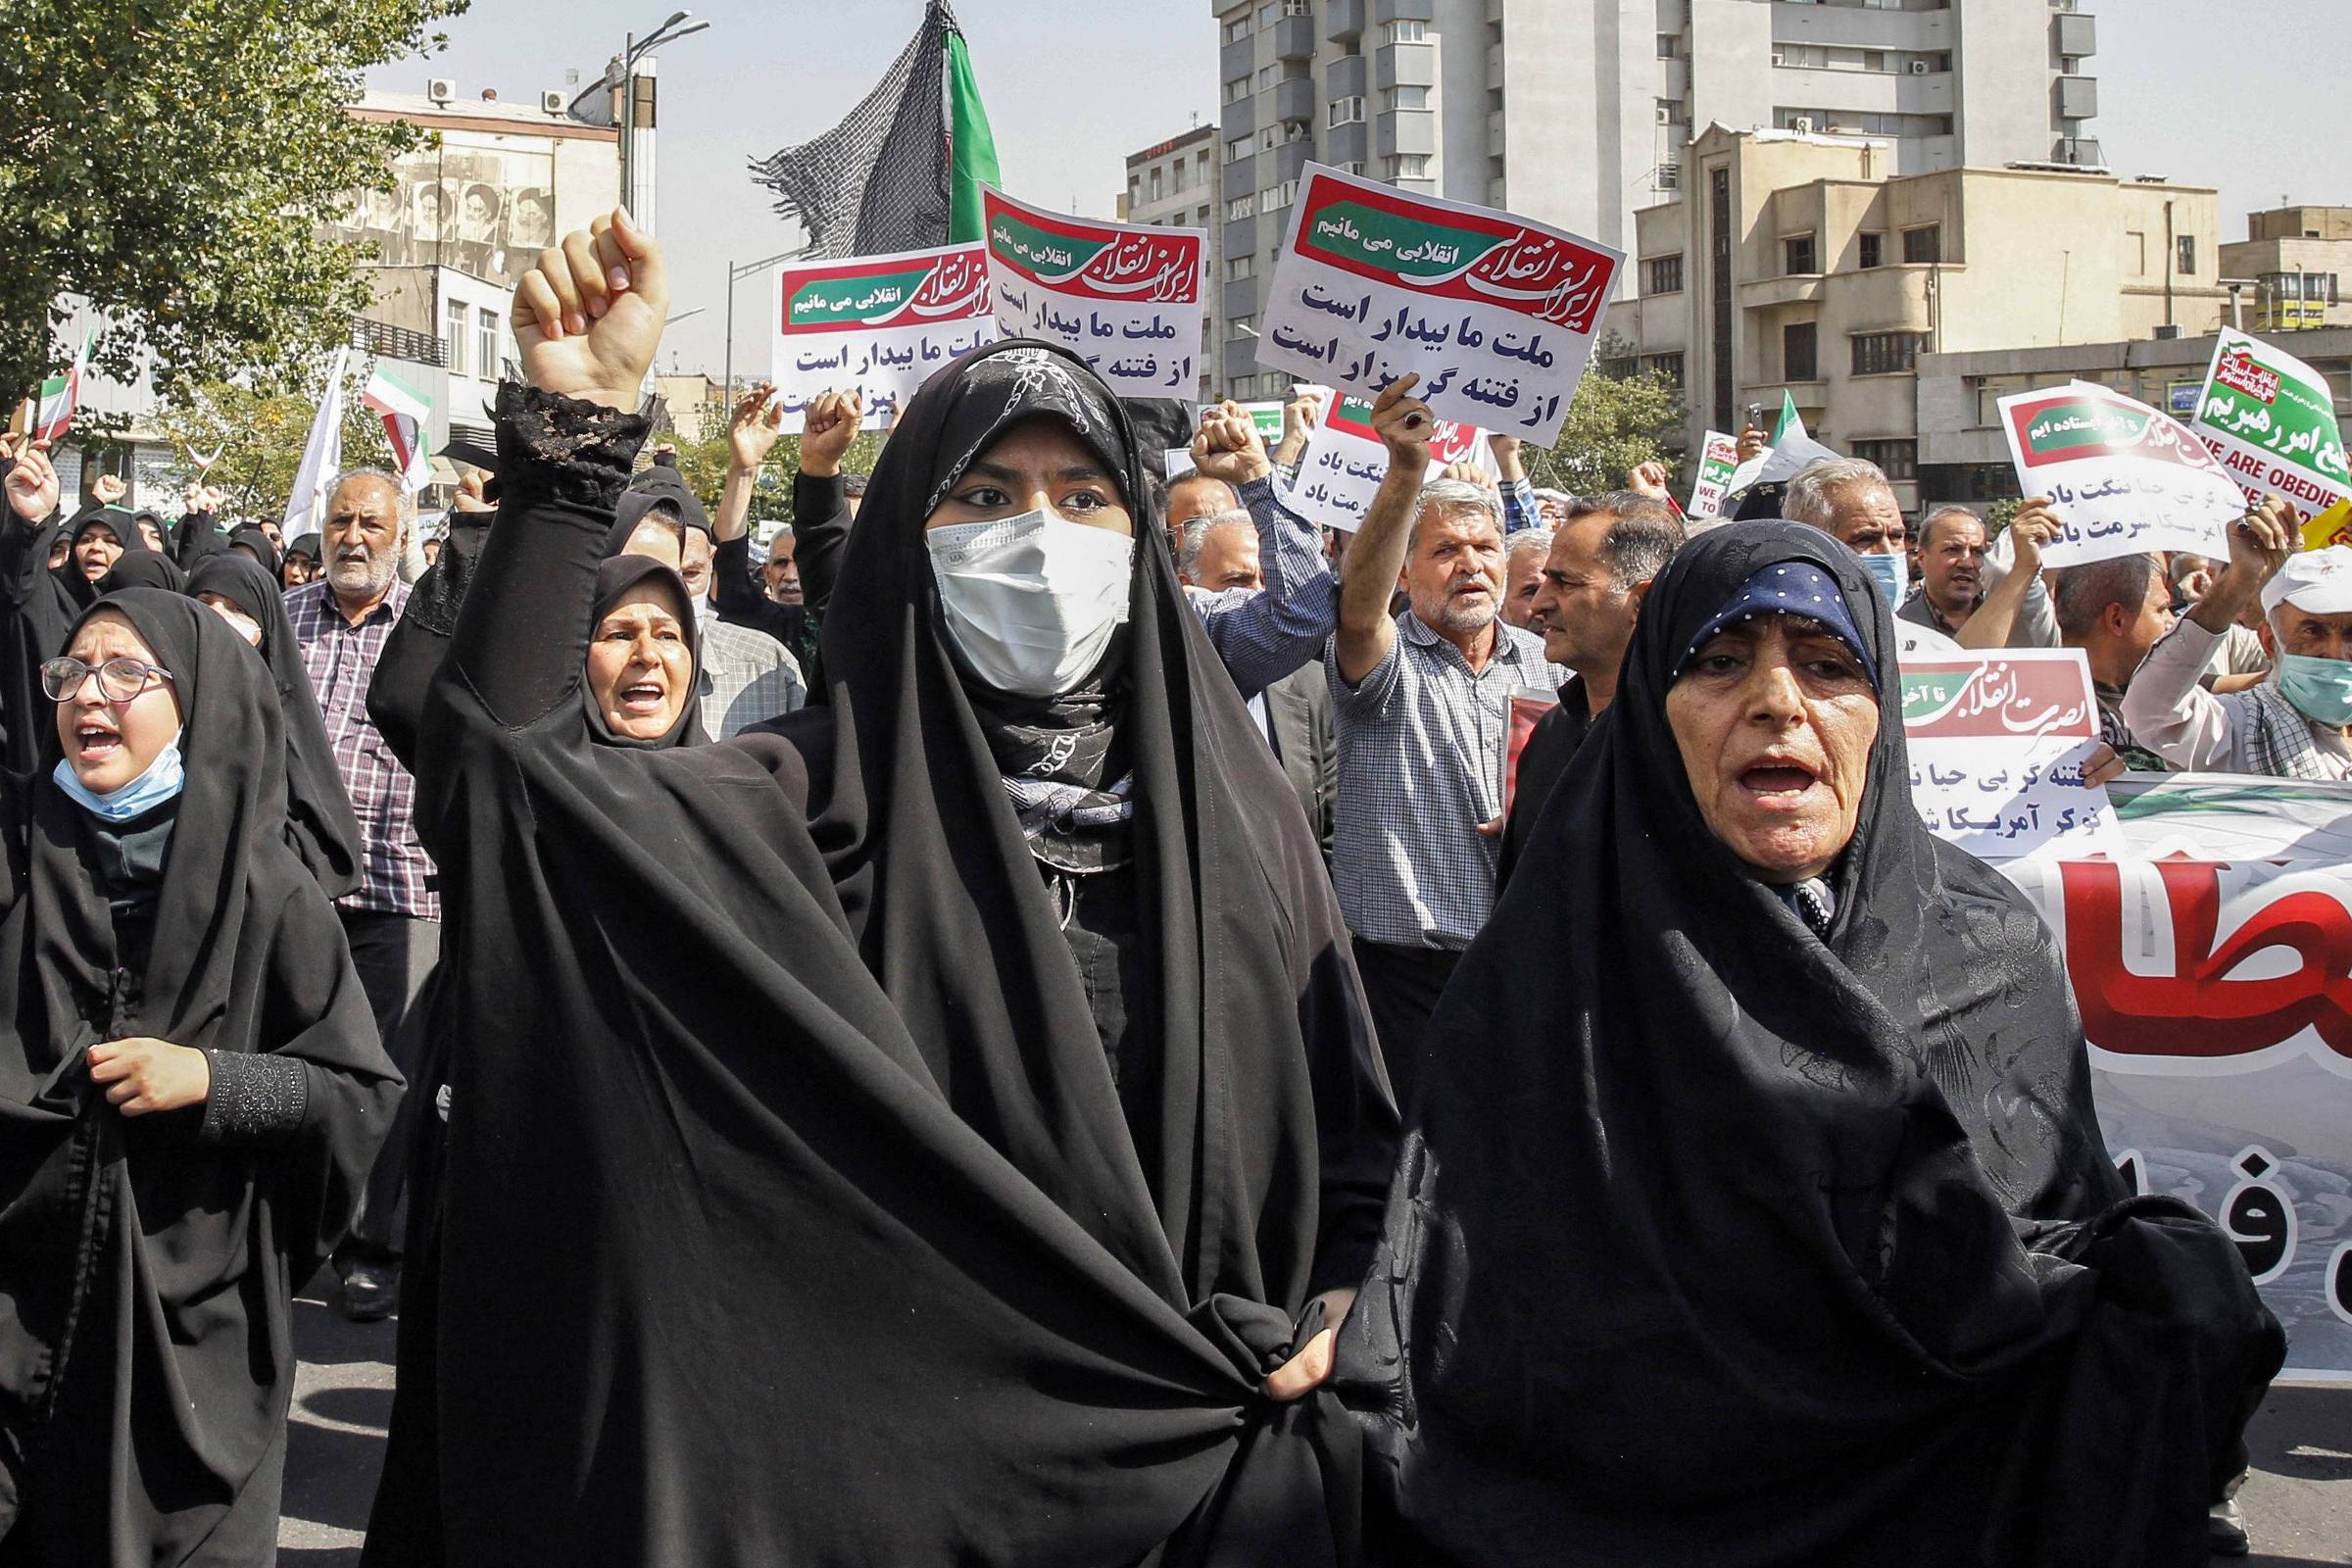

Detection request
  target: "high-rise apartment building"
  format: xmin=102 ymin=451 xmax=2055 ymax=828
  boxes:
xmin=1120 ymin=124 xmax=1222 ymax=404
xmin=1211 ymin=0 xmax=2101 ymax=399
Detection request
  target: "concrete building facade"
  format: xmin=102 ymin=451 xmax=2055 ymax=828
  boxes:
xmin=1120 ymin=123 xmax=1221 ymax=405
xmin=1604 ymin=124 xmax=2224 ymax=510
xmin=2221 ymin=207 xmax=2352 ymax=336
xmin=1210 ymin=0 xmax=2100 ymax=400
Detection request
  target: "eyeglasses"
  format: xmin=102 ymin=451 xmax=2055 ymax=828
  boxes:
xmin=41 ymin=656 xmax=175 ymax=703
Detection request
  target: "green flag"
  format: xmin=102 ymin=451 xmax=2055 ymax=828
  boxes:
xmin=1772 ymin=390 xmax=1801 ymax=443
xmin=946 ymin=22 xmax=1000 ymax=246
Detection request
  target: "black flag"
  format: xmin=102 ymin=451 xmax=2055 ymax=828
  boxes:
xmin=751 ymin=1 xmax=964 ymax=259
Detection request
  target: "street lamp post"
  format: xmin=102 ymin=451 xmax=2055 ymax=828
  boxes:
xmin=617 ymin=11 xmax=710 ymax=224
xmin=722 ymin=246 xmax=811 ymax=406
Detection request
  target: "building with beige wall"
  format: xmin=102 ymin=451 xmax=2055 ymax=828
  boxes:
xmin=1604 ymin=123 xmax=2225 ymax=510
xmin=2221 ymin=207 xmax=2352 ymax=335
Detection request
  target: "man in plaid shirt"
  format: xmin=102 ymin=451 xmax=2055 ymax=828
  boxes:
xmin=284 ymin=466 xmax=440 ymax=1321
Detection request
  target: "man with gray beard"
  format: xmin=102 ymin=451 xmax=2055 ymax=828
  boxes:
xmin=1328 ymin=378 xmax=1565 ymax=1103
xmin=284 ymin=466 xmax=440 ymax=1321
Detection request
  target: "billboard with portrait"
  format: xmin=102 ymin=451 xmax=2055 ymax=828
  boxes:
xmin=333 ymin=134 xmax=557 ymax=285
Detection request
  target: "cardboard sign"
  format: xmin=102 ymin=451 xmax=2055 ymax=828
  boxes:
xmin=2191 ymin=327 xmax=2351 ymax=529
xmin=1687 ymin=430 xmax=1741 ymax=517
xmin=1996 ymin=384 xmax=2243 ymax=566
xmin=982 ymin=189 xmax=1205 ymax=398
xmin=1254 ymin=164 xmax=1623 ymax=446
xmin=1287 ymin=393 xmax=1483 ymax=534
xmin=770 ymin=244 xmax=996 ymax=423
xmin=1900 ymin=649 xmax=2121 ymax=859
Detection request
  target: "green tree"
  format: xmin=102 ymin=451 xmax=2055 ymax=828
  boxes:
xmin=149 ymin=366 xmax=392 ymax=519
xmin=0 ymin=0 xmax=466 ymax=407
xmin=1523 ymin=360 xmax=1687 ymax=498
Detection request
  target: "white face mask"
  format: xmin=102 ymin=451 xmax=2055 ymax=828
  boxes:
xmin=925 ymin=508 xmax=1135 ymax=699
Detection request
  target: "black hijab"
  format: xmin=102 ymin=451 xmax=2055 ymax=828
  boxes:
xmin=0 ymin=588 xmax=399 ymax=1564
xmin=97 ymin=540 xmax=187 ymax=593
xmin=583 ymin=552 xmax=702 ymax=751
xmin=403 ymin=368 xmax=1393 ymax=1567
xmin=225 ymin=523 xmax=280 ymax=578
xmin=1335 ymin=521 xmax=2281 ymax=1567
xmin=187 ymin=551 xmax=365 ymax=896
xmin=282 ymin=532 xmax=320 ymax=587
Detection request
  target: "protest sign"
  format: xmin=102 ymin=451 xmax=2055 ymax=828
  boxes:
xmin=2191 ymin=328 xmax=2350 ymax=528
xmin=1254 ymin=163 xmax=1623 ymax=447
xmin=981 ymin=189 xmax=1204 ymax=398
xmin=770 ymin=244 xmax=996 ymax=423
xmin=2000 ymin=772 xmax=2352 ymax=1377
xmin=1239 ymin=400 xmax=1287 ymax=441
xmin=1996 ymin=384 xmax=2243 ymax=566
xmin=1687 ymin=431 xmax=1741 ymax=517
xmin=1287 ymin=392 xmax=1482 ymax=534
xmin=1900 ymin=648 xmax=2120 ymax=859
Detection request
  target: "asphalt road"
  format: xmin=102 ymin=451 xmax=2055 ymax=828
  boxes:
xmin=282 ymin=1282 xmax=2352 ymax=1565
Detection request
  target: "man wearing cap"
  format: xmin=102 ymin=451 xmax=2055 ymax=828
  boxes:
xmin=2123 ymin=497 xmax=2352 ymax=778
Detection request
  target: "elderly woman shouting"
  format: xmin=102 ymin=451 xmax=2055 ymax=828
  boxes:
xmin=1336 ymin=520 xmax=2282 ymax=1567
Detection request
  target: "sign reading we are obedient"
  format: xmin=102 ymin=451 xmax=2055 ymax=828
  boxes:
xmin=981 ymin=189 xmax=1205 ymax=399
xmin=1254 ymin=164 xmax=1624 ymax=448
xmin=769 ymin=244 xmax=996 ymax=423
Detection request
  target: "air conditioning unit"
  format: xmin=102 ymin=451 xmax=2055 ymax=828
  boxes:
xmin=541 ymin=90 xmax=566 ymax=115
xmin=427 ymin=77 xmax=456 ymax=104
xmin=1909 ymin=60 xmax=1932 ymax=75
xmin=1655 ymin=105 xmax=1673 ymax=123
xmin=1793 ymin=116 xmax=1815 ymax=134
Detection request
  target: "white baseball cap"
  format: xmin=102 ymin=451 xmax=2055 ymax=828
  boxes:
xmin=2262 ymin=545 xmax=2352 ymax=617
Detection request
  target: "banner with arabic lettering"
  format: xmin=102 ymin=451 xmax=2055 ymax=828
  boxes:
xmin=1253 ymin=164 xmax=1623 ymax=448
xmin=2191 ymin=328 xmax=2351 ymax=531
xmin=1996 ymin=383 xmax=2244 ymax=567
xmin=1999 ymin=773 xmax=2352 ymax=1376
xmin=1687 ymin=430 xmax=1741 ymax=518
xmin=769 ymin=244 xmax=997 ymax=424
xmin=981 ymin=189 xmax=1204 ymax=399
xmin=1901 ymin=649 xmax=2121 ymax=859
xmin=1287 ymin=392 xmax=1483 ymax=534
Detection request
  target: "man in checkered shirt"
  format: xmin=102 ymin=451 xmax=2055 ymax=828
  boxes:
xmin=284 ymin=466 xmax=440 ymax=1321
xmin=1326 ymin=381 xmax=1565 ymax=1107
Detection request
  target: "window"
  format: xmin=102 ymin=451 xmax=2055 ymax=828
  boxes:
xmin=2310 ymin=271 xmax=2341 ymax=305
xmin=1258 ymin=126 xmax=1280 ymax=152
xmin=1860 ymin=50 xmax=1886 ymax=73
xmin=1231 ymin=315 xmax=1256 ymax=337
xmin=1259 ymin=179 xmax=1298 ymax=211
xmin=1642 ymin=254 xmax=1684 ymax=295
xmin=1222 ymin=75 xmax=1250 ymax=105
xmin=1850 ymin=331 xmax=1925 ymax=376
xmin=1784 ymin=321 xmax=1818 ymax=382
xmin=1196 ymin=206 xmax=1210 ymax=225
xmin=1390 ymin=154 xmax=1431 ymax=180
xmin=1225 ymin=255 xmax=1254 ymax=281
xmin=1852 ymin=439 xmax=1917 ymax=481
xmin=444 ymin=299 xmax=469 ymax=376
xmin=476 ymin=306 xmax=499 ymax=377
xmin=1643 ymin=353 xmax=1687 ymax=389
xmin=1255 ymin=64 xmax=1277 ymax=90
xmin=1282 ymin=0 xmax=1308 ymax=14
xmin=1339 ymin=160 xmax=1366 ymax=175
xmin=1328 ymin=95 xmax=1365 ymax=126
xmin=2125 ymin=229 xmax=2145 ymax=274
xmin=1171 ymin=161 xmax=1187 ymax=194
xmin=1858 ymin=231 xmax=1883 ymax=269
xmin=1256 ymin=3 xmax=1279 ymax=25
xmin=2177 ymin=234 xmax=2197 ymax=275
xmin=1224 ymin=13 xmax=1250 ymax=43
xmin=1227 ymin=195 xmax=1255 ymax=221
xmin=1784 ymin=233 xmax=1817 ymax=274
xmin=1656 ymin=33 xmax=1679 ymax=58
xmin=1386 ymin=20 xmax=1425 ymax=43
xmin=1901 ymin=224 xmax=1941 ymax=264
xmin=1223 ymin=134 xmax=1250 ymax=164
xmin=1150 ymin=169 xmax=1164 ymax=202
xmin=1383 ymin=85 xmax=1428 ymax=111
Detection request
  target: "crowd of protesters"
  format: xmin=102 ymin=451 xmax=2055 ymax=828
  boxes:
xmin=0 ymin=210 xmax=2302 ymax=1565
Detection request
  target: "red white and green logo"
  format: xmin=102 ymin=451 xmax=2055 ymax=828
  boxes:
xmin=362 ymin=365 xmax=434 ymax=492
xmin=1325 ymin=394 xmax=1484 ymax=466
xmin=29 ymin=331 xmax=91 ymax=442
xmin=984 ymin=192 xmax=1200 ymax=304
xmin=1294 ymin=175 xmax=1617 ymax=331
xmin=781 ymin=246 xmax=989 ymax=334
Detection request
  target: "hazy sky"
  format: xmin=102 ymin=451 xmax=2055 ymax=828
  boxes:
xmin=369 ymin=0 xmax=2348 ymax=380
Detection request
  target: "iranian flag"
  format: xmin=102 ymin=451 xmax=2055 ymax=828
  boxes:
xmin=363 ymin=365 xmax=434 ymax=492
xmin=28 ymin=330 xmax=91 ymax=443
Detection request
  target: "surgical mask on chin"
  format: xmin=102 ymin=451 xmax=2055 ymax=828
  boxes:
xmin=1861 ymin=550 xmax=1908 ymax=609
xmin=51 ymin=735 xmax=186 ymax=823
xmin=2278 ymin=653 xmax=2352 ymax=727
xmin=925 ymin=508 xmax=1135 ymax=699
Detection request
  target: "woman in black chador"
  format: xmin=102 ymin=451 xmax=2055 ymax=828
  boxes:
xmin=0 ymin=588 xmax=401 ymax=1564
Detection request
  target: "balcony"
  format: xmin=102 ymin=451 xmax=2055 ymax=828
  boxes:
xmin=1739 ymin=275 xmax=1826 ymax=310
xmin=1327 ymin=120 xmax=1369 ymax=168
xmin=353 ymin=318 xmax=446 ymax=368
xmin=1375 ymin=108 xmax=1436 ymax=159
xmin=1377 ymin=40 xmax=1435 ymax=89
xmin=1327 ymin=0 xmax=1363 ymax=42
xmin=1222 ymin=92 xmax=1254 ymax=138
xmin=1221 ymin=152 xmax=1256 ymax=196
xmin=1220 ymin=35 xmax=1254 ymax=84
xmin=1224 ymin=217 xmax=1259 ymax=261
xmin=1373 ymin=0 xmax=1433 ymax=21
xmin=1223 ymin=278 xmax=1260 ymax=320
xmin=1272 ymin=139 xmax=1312 ymax=182
xmin=1274 ymin=75 xmax=1316 ymax=125
xmin=1327 ymin=52 xmax=1367 ymax=99
xmin=1274 ymin=14 xmax=1316 ymax=62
